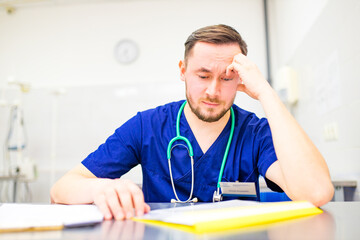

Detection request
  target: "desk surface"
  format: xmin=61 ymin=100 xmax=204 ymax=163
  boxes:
xmin=1 ymin=201 xmax=359 ymax=240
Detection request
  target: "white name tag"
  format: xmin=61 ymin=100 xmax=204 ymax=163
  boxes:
xmin=219 ymin=182 xmax=257 ymax=197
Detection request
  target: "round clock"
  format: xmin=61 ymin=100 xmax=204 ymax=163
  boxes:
xmin=114 ymin=39 xmax=139 ymax=64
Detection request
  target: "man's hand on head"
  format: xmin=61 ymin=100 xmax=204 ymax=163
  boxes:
xmin=226 ymin=53 xmax=272 ymax=100
xmin=93 ymin=179 xmax=150 ymax=221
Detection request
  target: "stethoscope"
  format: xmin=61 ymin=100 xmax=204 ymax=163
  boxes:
xmin=167 ymin=101 xmax=235 ymax=203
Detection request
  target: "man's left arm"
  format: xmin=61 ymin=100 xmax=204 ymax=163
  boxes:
xmin=227 ymin=53 xmax=334 ymax=206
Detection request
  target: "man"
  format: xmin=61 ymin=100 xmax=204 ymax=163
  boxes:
xmin=51 ymin=24 xmax=334 ymax=221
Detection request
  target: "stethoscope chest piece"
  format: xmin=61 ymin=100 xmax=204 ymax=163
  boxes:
xmin=213 ymin=190 xmax=223 ymax=202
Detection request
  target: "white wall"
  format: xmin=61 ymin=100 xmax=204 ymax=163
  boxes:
xmin=268 ymin=0 xmax=329 ymax=71
xmin=0 ymin=0 xmax=267 ymax=202
xmin=269 ymin=0 xmax=360 ymax=200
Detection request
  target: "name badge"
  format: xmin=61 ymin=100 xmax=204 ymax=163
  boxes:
xmin=219 ymin=182 xmax=257 ymax=198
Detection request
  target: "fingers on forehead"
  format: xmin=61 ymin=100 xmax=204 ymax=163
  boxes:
xmin=233 ymin=53 xmax=246 ymax=63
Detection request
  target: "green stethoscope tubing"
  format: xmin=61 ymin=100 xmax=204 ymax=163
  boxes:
xmin=167 ymin=101 xmax=235 ymax=201
xmin=217 ymin=105 xmax=235 ymax=189
xmin=167 ymin=101 xmax=194 ymax=159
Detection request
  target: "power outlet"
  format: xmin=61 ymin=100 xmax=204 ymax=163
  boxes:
xmin=323 ymin=122 xmax=339 ymax=141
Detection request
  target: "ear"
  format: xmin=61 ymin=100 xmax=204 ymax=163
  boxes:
xmin=179 ymin=60 xmax=186 ymax=82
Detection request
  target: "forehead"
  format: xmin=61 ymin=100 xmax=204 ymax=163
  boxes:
xmin=186 ymin=42 xmax=241 ymax=70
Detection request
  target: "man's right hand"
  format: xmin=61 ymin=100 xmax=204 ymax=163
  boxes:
xmin=51 ymin=164 xmax=150 ymax=221
xmin=93 ymin=178 xmax=150 ymax=220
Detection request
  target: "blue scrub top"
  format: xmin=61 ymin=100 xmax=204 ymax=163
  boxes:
xmin=82 ymin=100 xmax=279 ymax=202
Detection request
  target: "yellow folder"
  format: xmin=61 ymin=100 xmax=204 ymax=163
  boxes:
xmin=133 ymin=200 xmax=322 ymax=234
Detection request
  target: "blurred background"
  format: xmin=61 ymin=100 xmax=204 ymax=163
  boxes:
xmin=0 ymin=0 xmax=359 ymax=203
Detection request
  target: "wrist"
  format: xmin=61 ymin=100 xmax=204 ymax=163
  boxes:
xmin=91 ymin=178 xmax=113 ymax=201
xmin=258 ymin=86 xmax=277 ymax=103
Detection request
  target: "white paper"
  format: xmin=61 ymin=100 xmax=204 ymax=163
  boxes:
xmin=137 ymin=200 xmax=261 ymax=226
xmin=0 ymin=203 xmax=103 ymax=230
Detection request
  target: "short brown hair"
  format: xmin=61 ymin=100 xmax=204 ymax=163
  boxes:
xmin=184 ymin=24 xmax=248 ymax=62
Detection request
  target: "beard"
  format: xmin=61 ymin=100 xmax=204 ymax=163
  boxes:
xmin=186 ymin=91 xmax=233 ymax=123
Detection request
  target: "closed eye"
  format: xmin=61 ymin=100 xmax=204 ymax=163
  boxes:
xmin=198 ymin=75 xmax=209 ymax=79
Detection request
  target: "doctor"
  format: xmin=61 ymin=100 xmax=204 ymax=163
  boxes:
xmin=51 ymin=24 xmax=334 ymax=221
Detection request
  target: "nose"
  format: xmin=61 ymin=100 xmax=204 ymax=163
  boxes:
xmin=205 ymin=78 xmax=220 ymax=97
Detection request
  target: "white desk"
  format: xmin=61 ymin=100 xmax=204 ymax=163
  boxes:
xmin=332 ymin=180 xmax=357 ymax=201
xmin=0 ymin=201 xmax=359 ymax=240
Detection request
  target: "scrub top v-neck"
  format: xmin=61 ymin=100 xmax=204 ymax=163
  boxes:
xmin=82 ymin=100 xmax=279 ymax=202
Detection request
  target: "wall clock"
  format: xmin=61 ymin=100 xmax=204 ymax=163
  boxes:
xmin=114 ymin=39 xmax=139 ymax=64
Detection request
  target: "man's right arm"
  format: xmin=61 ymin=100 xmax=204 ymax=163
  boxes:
xmin=50 ymin=164 xmax=150 ymax=220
